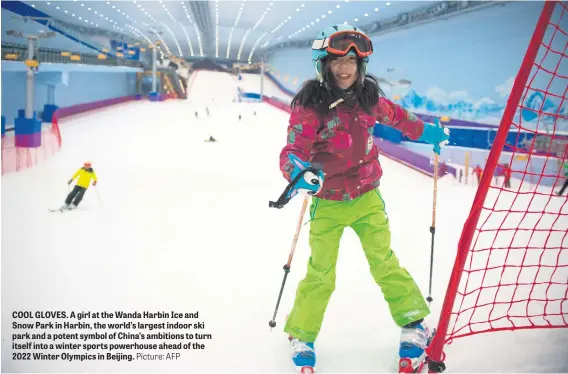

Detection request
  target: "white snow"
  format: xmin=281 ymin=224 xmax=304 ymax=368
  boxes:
xmin=2 ymin=71 xmax=567 ymax=373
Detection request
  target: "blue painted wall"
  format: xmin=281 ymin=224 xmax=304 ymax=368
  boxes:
xmin=1 ymin=70 xmax=137 ymax=126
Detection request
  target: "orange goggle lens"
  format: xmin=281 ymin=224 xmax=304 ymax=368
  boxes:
xmin=326 ymin=31 xmax=373 ymax=57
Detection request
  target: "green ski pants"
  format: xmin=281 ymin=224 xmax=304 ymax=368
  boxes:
xmin=284 ymin=188 xmax=430 ymax=343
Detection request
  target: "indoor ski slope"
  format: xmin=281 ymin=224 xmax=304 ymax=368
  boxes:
xmin=235 ymin=72 xmax=294 ymax=102
xmin=2 ymin=70 xmax=567 ymax=373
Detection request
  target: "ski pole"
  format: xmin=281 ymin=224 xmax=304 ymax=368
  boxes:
xmin=94 ymin=186 xmax=102 ymax=207
xmin=426 ymin=152 xmax=439 ymax=306
xmin=269 ymin=195 xmax=309 ymax=330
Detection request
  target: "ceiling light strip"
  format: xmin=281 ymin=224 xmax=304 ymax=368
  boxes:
xmin=226 ymin=1 xmax=245 ymax=59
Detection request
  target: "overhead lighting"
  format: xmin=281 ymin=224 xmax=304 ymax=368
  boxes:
xmin=375 ymin=8 xmax=379 ymax=11
xmin=364 ymin=13 xmax=368 ymax=16
xmin=354 ymin=18 xmax=358 ymax=21
xmin=387 ymin=2 xmax=391 ymax=5
xmin=336 ymin=5 xmax=340 ymax=8
xmin=328 ymin=10 xmax=332 ymax=14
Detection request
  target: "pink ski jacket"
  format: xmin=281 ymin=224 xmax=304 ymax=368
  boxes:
xmin=280 ymin=97 xmax=425 ymax=201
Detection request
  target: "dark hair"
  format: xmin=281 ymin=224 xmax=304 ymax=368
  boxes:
xmin=291 ymin=56 xmax=385 ymax=117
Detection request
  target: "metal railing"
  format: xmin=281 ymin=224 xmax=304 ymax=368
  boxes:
xmin=1 ymin=42 xmax=145 ymax=68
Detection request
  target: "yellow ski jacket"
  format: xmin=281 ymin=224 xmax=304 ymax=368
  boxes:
xmin=70 ymin=167 xmax=98 ymax=188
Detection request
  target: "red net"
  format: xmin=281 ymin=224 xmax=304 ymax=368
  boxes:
xmin=1 ymin=123 xmax=61 ymax=175
xmin=430 ymin=1 xmax=568 ymax=364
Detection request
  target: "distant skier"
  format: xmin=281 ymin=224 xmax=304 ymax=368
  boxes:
xmin=502 ymin=163 xmax=512 ymax=188
xmin=473 ymin=165 xmax=483 ymax=185
xmin=62 ymin=161 xmax=98 ymax=210
xmin=195 ymin=111 xmax=199 ymax=118
xmin=556 ymin=160 xmax=568 ymax=195
xmin=206 ymin=107 xmax=210 ymax=116
xmin=238 ymin=114 xmax=242 ymax=121
xmin=205 ymin=135 xmax=217 ymax=143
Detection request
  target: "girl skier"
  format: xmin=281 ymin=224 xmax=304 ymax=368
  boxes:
xmin=63 ymin=161 xmax=98 ymax=209
xmin=278 ymin=24 xmax=450 ymax=373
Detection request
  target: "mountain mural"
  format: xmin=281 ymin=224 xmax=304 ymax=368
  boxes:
xmin=392 ymin=85 xmax=568 ymax=132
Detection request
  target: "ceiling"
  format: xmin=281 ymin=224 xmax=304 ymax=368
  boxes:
xmin=15 ymin=1 xmax=433 ymax=63
xmin=2 ymin=8 xmax=99 ymax=54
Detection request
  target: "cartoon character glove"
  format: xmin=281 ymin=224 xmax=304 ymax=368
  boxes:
xmin=287 ymin=154 xmax=324 ymax=198
xmin=418 ymin=117 xmax=450 ymax=155
xmin=269 ymin=154 xmax=325 ymax=209
xmin=93 ymin=181 xmax=97 ymax=186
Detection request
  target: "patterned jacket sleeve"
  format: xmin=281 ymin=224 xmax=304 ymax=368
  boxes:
xmin=375 ymin=97 xmax=425 ymax=141
xmin=279 ymin=106 xmax=320 ymax=182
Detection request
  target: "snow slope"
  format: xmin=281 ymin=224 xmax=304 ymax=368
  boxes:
xmin=2 ymin=71 xmax=567 ymax=373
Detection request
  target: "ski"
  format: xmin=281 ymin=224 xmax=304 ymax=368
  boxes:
xmin=398 ymin=357 xmax=427 ymax=373
xmin=295 ymin=366 xmax=315 ymax=374
xmin=49 ymin=206 xmax=76 ymax=213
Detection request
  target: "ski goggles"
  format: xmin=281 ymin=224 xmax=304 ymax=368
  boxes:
xmin=312 ymin=30 xmax=373 ymax=58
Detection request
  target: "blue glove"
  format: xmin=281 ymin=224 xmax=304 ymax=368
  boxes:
xmin=287 ymin=154 xmax=324 ymax=198
xmin=418 ymin=118 xmax=450 ymax=155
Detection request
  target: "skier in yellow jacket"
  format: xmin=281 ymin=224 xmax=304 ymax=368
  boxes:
xmin=63 ymin=161 xmax=98 ymax=209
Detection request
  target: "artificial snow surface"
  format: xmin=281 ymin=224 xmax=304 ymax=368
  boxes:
xmin=2 ymin=70 xmax=567 ymax=373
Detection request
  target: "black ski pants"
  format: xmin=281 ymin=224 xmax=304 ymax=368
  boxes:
xmin=65 ymin=185 xmax=87 ymax=206
xmin=558 ymin=179 xmax=568 ymax=196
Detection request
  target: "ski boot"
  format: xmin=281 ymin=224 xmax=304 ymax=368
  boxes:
xmin=398 ymin=320 xmax=430 ymax=373
xmin=289 ymin=336 xmax=316 ymax=373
